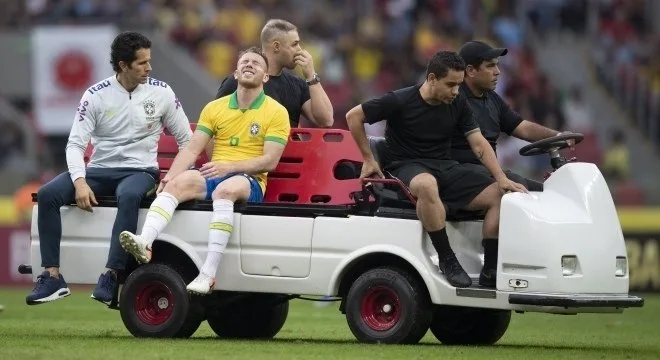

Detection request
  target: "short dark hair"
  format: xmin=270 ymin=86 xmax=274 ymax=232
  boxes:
xmin=238 ymin=46 xmax=269 ymax=69
xmin=426 ymin=51 xmax=465 ymax=79
xmin=110 ymin=31 xmax=151 ymax=72
xmin=261 ymin=19 xmax=297 ymax=44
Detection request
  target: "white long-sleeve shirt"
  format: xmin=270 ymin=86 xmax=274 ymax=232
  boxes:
xmin=66 ymin=75 xmax=192 ymax=182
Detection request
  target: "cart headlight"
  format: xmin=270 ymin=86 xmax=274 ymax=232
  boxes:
xmin=561 ymin=255 xmax=579 ymax=276
xmin=615 ymin=256 xmax=627 ymax=277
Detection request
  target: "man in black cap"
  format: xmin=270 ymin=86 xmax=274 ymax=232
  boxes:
xmin=453 ymin=40 xmax=574 ymax=191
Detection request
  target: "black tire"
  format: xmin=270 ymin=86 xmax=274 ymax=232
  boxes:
xmin=207 ymin=294 xmax=289 ymax=339
xmin=170 ymin=264 xmax=205 ymax=339
xmin=344 ymin=267 xmax=432 ymax=344
xmin=171 ymin=287 xmax=205 ymax=338
xmin=119 ymin=263 xmax=202 ymax=338
xmin=430 ymin=305 xmax=511 ymax=345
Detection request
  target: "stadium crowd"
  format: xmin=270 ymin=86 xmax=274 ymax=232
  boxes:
xmin=0 ymin=0 xmax=645 ymax=217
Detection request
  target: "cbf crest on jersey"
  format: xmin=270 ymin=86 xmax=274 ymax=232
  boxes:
xmin=249 ymin=122 xmax=260 ymax=137
xmin=143 ymin=100 xmax=156 ymax=116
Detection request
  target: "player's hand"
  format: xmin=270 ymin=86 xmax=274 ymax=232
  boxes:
xmin=360 ymin=158 xmax=384 ymax=180
xmin=73 ymin=179 xmax=98 ymax=212
xmin=294 ymin=50 xmax=315 ymax=80
xmin=497 ymin=178 xmax=528 ymax=194
xmin=558 ymin=131 xmax=576 ymax=150
xmin=200 ymin=161 xmax=234 ymax=179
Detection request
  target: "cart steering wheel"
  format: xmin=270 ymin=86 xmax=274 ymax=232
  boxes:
xmin=518 ymin=133 xmax=584 ymax=157
xmin=518 ymin=132 xmax=585 ymax=171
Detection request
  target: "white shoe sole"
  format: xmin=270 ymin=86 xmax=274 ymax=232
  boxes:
xmin=120 ymin=232 xmax=150 ymax=264
xmin=186 ymin=279 xmax=215 ymax=296
xmin=27 ymin=288 xmax=71 ymax=305
xmin=186 ymin=286 xmax=213 ymax=296
xmin=90 ymin=294 xmax=112 ymax=305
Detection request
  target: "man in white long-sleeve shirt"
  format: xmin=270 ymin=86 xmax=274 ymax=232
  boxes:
xmin=26 ymin=31 xmax=192 ymax=306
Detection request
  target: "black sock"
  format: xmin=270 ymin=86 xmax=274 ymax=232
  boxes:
xmin=482 ymin=238 xmax=498 ymax=269
xmin=429 ymin=228 xmax=452 ymax=258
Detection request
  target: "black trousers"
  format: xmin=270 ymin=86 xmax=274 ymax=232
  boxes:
xmin=38 ymin=167 xmax=158 ymax=270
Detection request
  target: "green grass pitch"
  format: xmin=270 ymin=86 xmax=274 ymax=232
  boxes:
xmin=0 ymin=288 xmax=658 ymax=360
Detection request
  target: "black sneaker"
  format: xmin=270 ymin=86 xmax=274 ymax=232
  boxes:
xmin=438 ymin=253 xmax=472 ymax=288
xmin=479 ymin=266 xmax=497 ymax=288
xmin=26 ymin=271 xmax=71 ymax=305
xmin=91 ymin=270 xmax=117 ymax=304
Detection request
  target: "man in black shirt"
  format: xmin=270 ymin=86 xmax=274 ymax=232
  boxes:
xmin=215 ymin=19 xmax=334 ymax=128
xmin=453 ymin=40 xmax=574 ymax=191
xmin=346 ymin=51 xmax=527 ymax=288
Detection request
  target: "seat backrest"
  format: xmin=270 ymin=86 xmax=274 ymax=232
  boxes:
xmin=85 ymin=126 xmax=365 ymax=205
xmin=84 ymin=122 xmax=208 ymax=179
xmin=158 ymin=123 xmax=210 ymax=176
xmin=156 ymin=132 xmax=181 ymax=171
xmin=83 ymin=143 xmax=93 ymax=164
xmin=368 ymin=136 xmax=390 ymax=168
xmin=264 ymin=128 xmax=363 ymax=205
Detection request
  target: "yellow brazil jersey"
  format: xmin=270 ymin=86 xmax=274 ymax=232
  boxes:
xmin=196 ymin=90 xmax=290 ymax=192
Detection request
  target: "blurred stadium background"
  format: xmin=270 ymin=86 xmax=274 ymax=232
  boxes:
xmin=0 ymin=0 xmax=658 ymax=294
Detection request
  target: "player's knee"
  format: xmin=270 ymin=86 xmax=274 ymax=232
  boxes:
xmin=165 ymin=172 xmax=199 ymax=198
xmin=116 ymin=190 xmax=144 ymax=208
xmin=163 ymin=177 xmax=182 ymax=195
xmin=485 ymin=183 xmax=503 ymax=208
xmin=37 ymin=184 xmax=57 ymax=205
xmin=212 ymin=186 xmax=246 ymax=202
xmin=409 ymin=173 xmax=438 ymax=200
xmin=212 ymin=179 xmax=250 ymax=202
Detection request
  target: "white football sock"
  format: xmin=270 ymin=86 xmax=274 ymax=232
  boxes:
xmin=140 ymin=192 xmax=179 ymax=244
xmin=200 ymin=199 xmax=234 ymax=277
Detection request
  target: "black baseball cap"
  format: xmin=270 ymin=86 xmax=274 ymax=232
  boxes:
xmin=458 ymin=40 xmax=508 ymax=67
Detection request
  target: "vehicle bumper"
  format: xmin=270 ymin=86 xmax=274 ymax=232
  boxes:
xmin=508 ymin=293 xmax=644 ymax=308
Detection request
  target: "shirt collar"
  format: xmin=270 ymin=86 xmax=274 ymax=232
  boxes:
xmin=110 ymin=74 xmax=143 ymax=94
xmin=229 ymin=90 xmax=266 ymax=110
xmin=460 ymin=82 xmax=487 ymax=99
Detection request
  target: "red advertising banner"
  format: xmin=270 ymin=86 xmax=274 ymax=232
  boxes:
xmin=0 ymin=225 xmax=32 ymax=285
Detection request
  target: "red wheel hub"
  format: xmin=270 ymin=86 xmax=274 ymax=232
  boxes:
xmin=134 ymin=281 xmax=174 ymax=326
xmin=360 ymin=286 xmax=401 ymax=331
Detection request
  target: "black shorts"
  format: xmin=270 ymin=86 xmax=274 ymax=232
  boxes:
xmin=385 ymin=159 xmax=495 ymax=214
xmin=460 ymin=162 xmax=544 ymax=192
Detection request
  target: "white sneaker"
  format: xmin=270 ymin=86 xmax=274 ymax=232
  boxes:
xmin=119 ymin=231 xmax=152 ymax=264
xmin=0 ymin=303 xmax=4 ymax=312
xmin=186 ymin=273 xmax=216 ymax=295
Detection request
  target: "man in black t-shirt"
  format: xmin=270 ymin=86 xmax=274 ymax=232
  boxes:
xmin=215 ymin=19 xmax=334 ymax=128
xmin=346 ymin=51 xmax=527 ymax=288
xmin=453 ymin=41 xmax=575 ymax=191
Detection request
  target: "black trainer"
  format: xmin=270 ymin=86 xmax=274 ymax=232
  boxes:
xmin=26 ymin=271 xmax=71 ymax=305
xmin=438 ymin=253 xmax=472 ymax=288
xmin=91 ymin=270 xmax=117 ymax=304
xmin=479 ymin=266 xmax=497 ymax=288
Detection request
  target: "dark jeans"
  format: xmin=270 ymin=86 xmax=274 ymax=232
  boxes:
xmin=38 ymin=167 xmax=159 ymax=270
xmin=460 ymin=163 xmax=544 ymax=192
